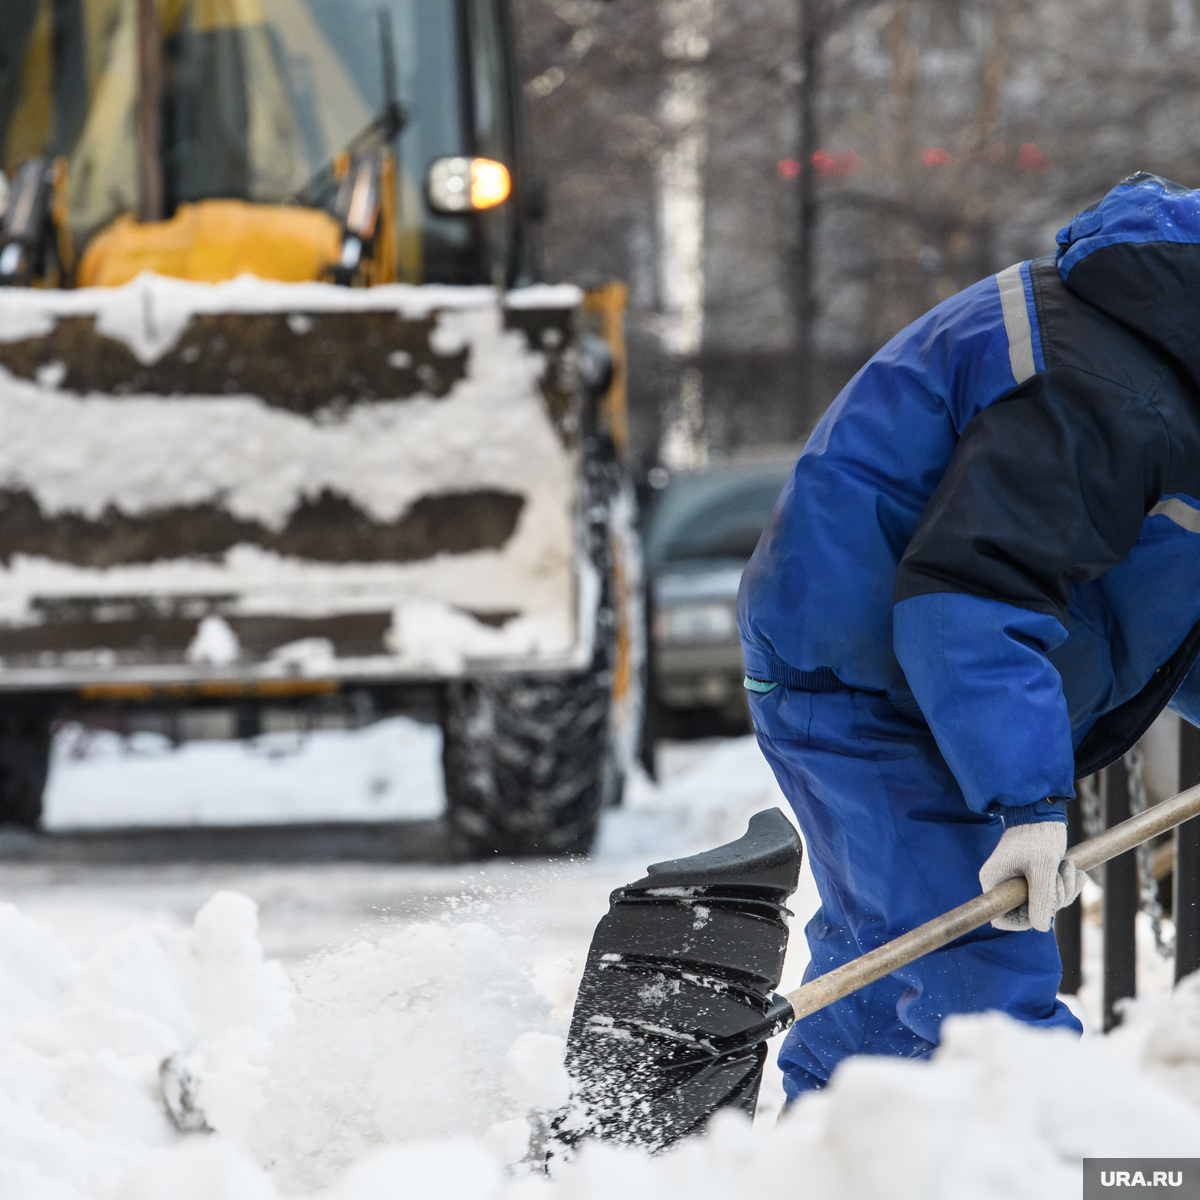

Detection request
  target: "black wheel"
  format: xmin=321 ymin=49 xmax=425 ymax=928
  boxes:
xmin=0 ymin=707 xmax=52 ymax=828
xmin=442 ymin=664 xmax=620 ymax=857
xmin=441 ymin=435 xmax=641 ymax=857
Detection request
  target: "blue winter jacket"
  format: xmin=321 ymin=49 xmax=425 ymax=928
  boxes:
xmin=738 ymin=172 xmax=1200 ymax=823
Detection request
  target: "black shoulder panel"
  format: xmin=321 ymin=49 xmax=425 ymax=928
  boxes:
xmin=1063 ymin=240 xmax=1200 ymax=395
xmin=895 ymin=256 xmax=1200 ymax=617
xmin=895 ymin=364 xmax=1170 ymax=614
xmin=1035 ymin=254 xmax=1200 ymax=500
xmin=1029 ymin=256 xmax=1170 ymax=392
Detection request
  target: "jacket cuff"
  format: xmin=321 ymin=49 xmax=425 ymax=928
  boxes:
xmin=1001 ymin=798 xmax=1069 ymax=827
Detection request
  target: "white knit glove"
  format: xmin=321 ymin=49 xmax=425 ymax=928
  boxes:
xmin=978 ymin=822 xmax=1085 ymax=932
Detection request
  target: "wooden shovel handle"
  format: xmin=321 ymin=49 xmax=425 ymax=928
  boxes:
xmin=783 ymin=781 xmax=1200 ymax=1022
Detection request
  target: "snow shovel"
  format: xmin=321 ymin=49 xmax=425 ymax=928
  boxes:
xmin=561 ymin=782 xmax=1200 ymax=1153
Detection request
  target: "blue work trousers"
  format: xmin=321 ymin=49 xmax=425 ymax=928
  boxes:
xmin=750 ymin=685 xmax=1082 ymax=1102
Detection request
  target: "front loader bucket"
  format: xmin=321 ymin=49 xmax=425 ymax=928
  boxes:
xmin=559 ymin=809 xmax=802 ymax=1153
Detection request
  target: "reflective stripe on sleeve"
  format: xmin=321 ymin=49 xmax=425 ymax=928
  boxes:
xmin=997 ymin=264 xmax=1036 ymax=385
xmin=1150 ymin=497 xmax=1200 ymax=535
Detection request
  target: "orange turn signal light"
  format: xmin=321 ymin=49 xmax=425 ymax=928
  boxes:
xmin=470 ymin=159 xmax=511 ymax=209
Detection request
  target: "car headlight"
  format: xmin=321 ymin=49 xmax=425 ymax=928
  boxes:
xmin=654 ymin=602 xmax=737 ymax=643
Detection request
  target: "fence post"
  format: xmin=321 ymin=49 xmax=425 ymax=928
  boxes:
xmin=1056 ymin=790 xmax=1084 ymax=995
xmin=1176 ymin=722 xmax=1200 ymax=983
xmin=1103 ymin=759 xmax=1138 ymax=1031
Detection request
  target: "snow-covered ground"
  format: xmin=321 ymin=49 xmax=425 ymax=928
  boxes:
xmin=0 ymin=726 xmax=1196 ymax=1197
xmin=44 ymin=718 xmax=447 ymax=829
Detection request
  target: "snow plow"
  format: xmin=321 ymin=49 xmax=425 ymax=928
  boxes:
xmin=0 ymin=0 xmax=642 ymax=856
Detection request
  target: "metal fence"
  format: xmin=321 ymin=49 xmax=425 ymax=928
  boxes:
xmin=1056 ymin=722 xmax=1200 ymax=1030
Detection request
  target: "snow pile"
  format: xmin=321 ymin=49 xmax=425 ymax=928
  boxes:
xmin=187 ymin=616 xmax=241 ymax=667
xmin=0 ymin=307 xmax=566 ymax=530
xmin=536 ymin=1014 xmax=1200 ymax=1200
xmin=44 ymin=725 xmax=785 ymax=841
xmin=118 ymin=1139 xmax=277 ymax=1200
xmin=0 ymin=274 xmax=580 ymax=664
xmin=385 ymin=599 xmax=569 ymax=675
xmin=45 ymin=716 xmax=445 ymax=828
xmin=3 ymin=877 xmax=1200 ymax=1197
xmin=0 ymin=888 xmax=570 ymax=1199
xmin=0 ymin=275 xmax=580 ymax=365
xmin=15 ymin=728 xmax=1200 ymax=1198
xmin=247 ymin=922 xmax=560 ymax=1192
xmin=0 ymin=892 xmax=289 ymax=1199
xmin=597 ymin=734 xmax=789 ymax=860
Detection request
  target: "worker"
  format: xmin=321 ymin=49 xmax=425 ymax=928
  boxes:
xmin=738 ymin=172 xmax=1200 ymax=1101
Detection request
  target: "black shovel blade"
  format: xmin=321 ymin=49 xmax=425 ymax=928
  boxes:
xmin=559 ymin=809 xmax=802 ymax=1153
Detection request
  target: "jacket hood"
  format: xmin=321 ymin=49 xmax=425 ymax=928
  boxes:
xmin=1057 ymin=172 xmax=1200 ymax=388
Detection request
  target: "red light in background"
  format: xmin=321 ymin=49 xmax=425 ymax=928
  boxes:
xmin=777 ymin=158 xmax=801 ymax=179
xmin=922 ymin=147 xmax=951 ymax=167
xmin=1017 ymin=142 xmax=1051 ymax=173
xmin=811 ymin=149 xmax=859 ymax=178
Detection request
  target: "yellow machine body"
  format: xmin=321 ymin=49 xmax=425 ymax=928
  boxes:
xmin=77 ymin=200 xmax=343 ymax=288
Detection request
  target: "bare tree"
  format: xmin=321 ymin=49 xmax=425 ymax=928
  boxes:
xmin=792 ymin=0 xmax=885 ymax=396
xmin=513 ymin=0 xmax=1200 ymax=463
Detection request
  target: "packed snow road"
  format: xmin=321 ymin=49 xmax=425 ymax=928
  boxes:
xmin=0 ymin=720 xmax=1197 ymax=1198
xmin=12 ymin=721 xmax=809 ymax=970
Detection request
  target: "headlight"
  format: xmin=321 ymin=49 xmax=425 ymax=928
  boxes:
xmin=654 ymin=602 xmax=737 ymax=643
xmin=427 ymin=157 xmax=512 ymax=213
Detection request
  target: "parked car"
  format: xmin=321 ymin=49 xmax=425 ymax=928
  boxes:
xmin=644 ymin=458 xmax=794 ymax=731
